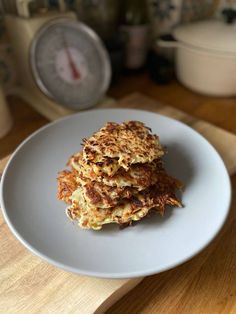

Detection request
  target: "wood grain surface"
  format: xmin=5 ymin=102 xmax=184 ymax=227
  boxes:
xmin=1 ymin=93 xmax=236 ymax=313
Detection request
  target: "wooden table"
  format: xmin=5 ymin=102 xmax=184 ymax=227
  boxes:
xmin=1 ymin=74 xmax=236 ymax=313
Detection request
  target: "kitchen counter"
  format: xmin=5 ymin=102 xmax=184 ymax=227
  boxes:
xmin=1 ymin=73 xmax=236 ymax=313
xmin=1 ymin=73 xmax=236 ymax=160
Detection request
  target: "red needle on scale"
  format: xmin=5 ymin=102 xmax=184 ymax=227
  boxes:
xmin=62 ymin=35 xmax=81 ymax=80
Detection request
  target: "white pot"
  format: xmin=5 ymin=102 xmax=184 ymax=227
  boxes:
xmin=157 ymin=19 xmax=236 ymax=96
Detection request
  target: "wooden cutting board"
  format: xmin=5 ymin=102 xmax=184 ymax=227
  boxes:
xmin=1 ymin=93 xmax=236 ymax=314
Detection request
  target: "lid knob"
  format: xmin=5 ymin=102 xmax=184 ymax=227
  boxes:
xmin=222 ymin=8 xmax=236 ymax=24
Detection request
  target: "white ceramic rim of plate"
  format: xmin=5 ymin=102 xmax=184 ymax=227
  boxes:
xmin=0 ymin=108 xmax=232 ymax=278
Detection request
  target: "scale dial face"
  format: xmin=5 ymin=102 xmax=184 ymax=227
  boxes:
xmin=30 ymin=19 xmax=111 ymax=109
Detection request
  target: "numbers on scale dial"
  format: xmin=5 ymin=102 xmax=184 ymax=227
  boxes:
xmin=31 ymin=20 xmax=111 ymax=109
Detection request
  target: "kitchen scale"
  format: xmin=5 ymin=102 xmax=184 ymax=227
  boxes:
xmin=5 ymin=0 xmax=111 ymax=119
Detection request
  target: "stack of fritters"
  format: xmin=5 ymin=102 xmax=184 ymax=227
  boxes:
xmin=57 ymin=121 xmax=182 ymax=230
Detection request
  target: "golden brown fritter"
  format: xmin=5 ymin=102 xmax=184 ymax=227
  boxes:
xmin=69 ymin=153 xmax=164 ymax=190
xmin=57 ymin=120 xmax=183 ymax=231
xmin=67 ymin=173 xmax=182 ymax=230
xmin=77 ymin=174 xmax=137 ymax=208
xmin=57 ymin=170 xmax=78 ymax=204
xmin=82 ymin=121 xmax=164 ymax=172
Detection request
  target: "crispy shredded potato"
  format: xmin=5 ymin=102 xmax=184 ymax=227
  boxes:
xmin=82 ymin=121 xmax=164 ymax=172
xmin=57 ymin=121 xmax=183 ymax=230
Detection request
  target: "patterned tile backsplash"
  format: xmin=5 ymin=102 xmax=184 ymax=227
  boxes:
xmin=0 ymin=16 xmax=17 ymax=93
xmin=148 ymin=0 xmax=221 ymax=37
xmin=180 ymin=0 xmax=220 ymax=23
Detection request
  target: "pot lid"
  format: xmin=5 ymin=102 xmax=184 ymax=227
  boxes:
xmin=173 ymin=19 xmax=236 ymax=54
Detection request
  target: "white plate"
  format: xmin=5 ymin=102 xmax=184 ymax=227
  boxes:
xmin=0 ymin=109 xmax=231 ymax=279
